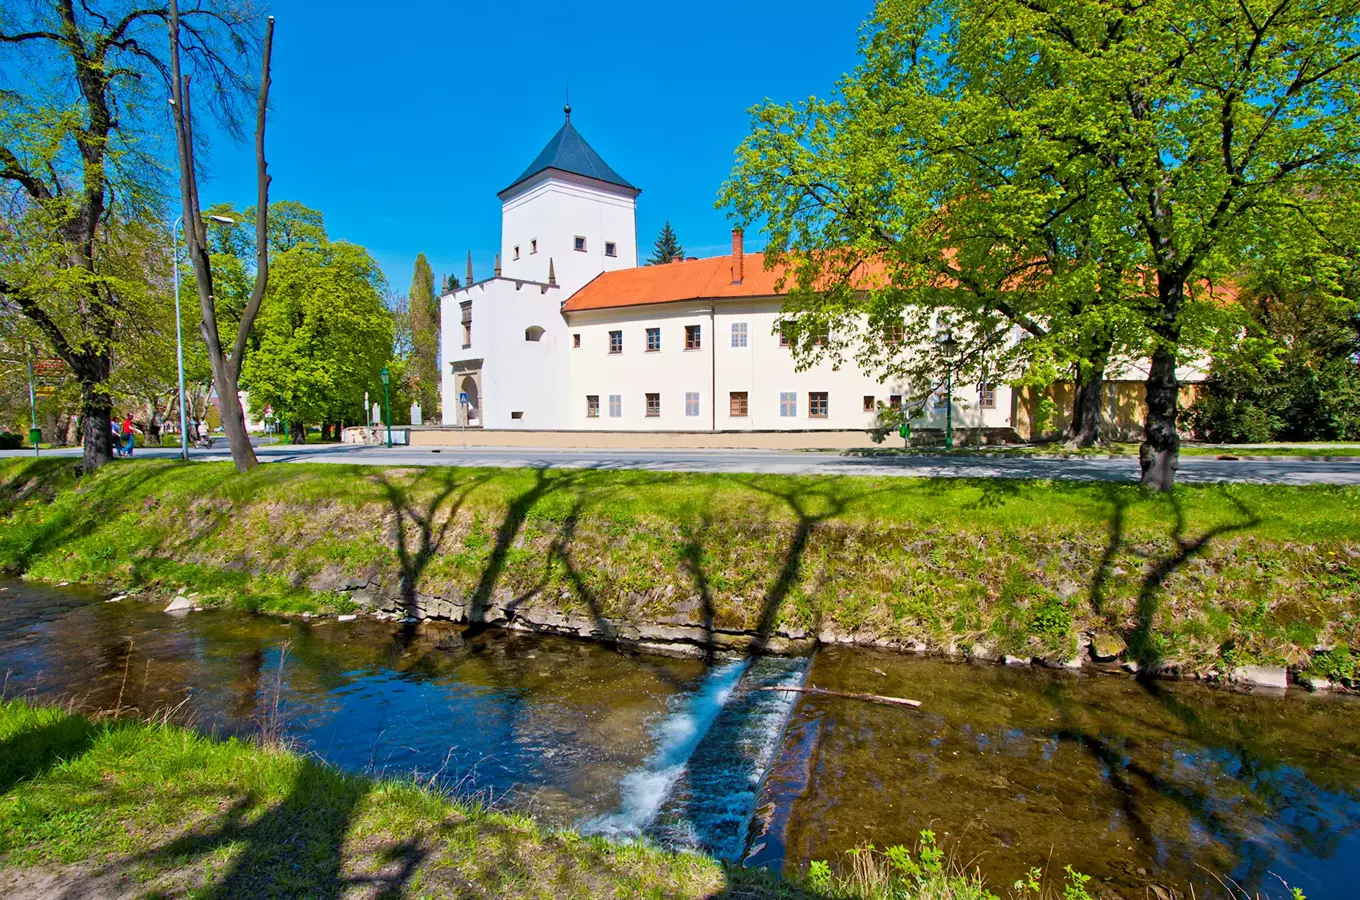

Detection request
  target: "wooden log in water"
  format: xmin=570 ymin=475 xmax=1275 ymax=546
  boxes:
xmin=756 ymin=685 xmax=921 ymax=708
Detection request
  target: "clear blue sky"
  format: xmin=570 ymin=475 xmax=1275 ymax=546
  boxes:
xmin=195 ymin=0 xmax=872 ymax=293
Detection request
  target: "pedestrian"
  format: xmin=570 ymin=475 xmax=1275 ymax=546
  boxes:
xmin=120 ymin=414 xmax=137 ymax=457
xmin=111 ymin=418 xmax=123 ymax=457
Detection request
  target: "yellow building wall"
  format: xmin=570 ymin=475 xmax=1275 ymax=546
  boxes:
xmin=1015 ymin=382 xmax=1199 ymax=441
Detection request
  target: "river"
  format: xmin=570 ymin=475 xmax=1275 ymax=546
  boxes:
xmin=1 ymin=577 xmax=1357 ymax=899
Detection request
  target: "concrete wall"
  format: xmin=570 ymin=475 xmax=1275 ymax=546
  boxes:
xmin=564 ymin=298 xmax=1019 ymax=433
xmin=500 ymin=172 xmax=637 ymax=297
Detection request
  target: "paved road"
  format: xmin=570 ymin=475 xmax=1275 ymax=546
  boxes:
xmin=6 ymin=442 xmax=1360 ymax=484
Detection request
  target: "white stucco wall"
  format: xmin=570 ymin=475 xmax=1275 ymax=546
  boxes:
xmin=500 ymin=172 xmax=638 ymax=298
xmin=564 ymin=298 xmax=1018 ymax=433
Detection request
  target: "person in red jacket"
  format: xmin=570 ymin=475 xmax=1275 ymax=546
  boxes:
xmin=119 ymin=415 xmax=137 ymax=457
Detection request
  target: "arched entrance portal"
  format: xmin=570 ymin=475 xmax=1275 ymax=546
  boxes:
xmin=458 ymin=374 xmax=480 ymax=425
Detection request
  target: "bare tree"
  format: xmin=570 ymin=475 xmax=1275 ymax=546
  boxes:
xmin=167 ymin=1 xmax=271 ymax=471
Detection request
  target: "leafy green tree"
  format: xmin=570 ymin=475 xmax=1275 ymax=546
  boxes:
xmin=722 ymin=0 xmax=1360 ymax=487
xmin=647 ymin=221 xmax=685 ymax=265
xmin=408 ymin=253 xmax=440 ymax=418
xmin=240 ymin=241 xmax=394 ymax=442
xmin=0 ymin=0 xmax=259 ymax=470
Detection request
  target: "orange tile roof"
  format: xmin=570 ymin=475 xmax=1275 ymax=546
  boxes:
xmin=562 ymin=252 xmax=788 ymax=313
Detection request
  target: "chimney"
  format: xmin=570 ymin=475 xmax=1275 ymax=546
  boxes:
xmin=670 ymin=256 xmax=683 ymax=264
xmin=730 ymin=228 xmax=744 ymax=284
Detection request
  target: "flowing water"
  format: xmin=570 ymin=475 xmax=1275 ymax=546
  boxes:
xmin=2 ymin=578 xmax=1359 ymax=899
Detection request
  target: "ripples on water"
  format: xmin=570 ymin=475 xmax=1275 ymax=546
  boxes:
xmin=2 ymin=579 xmax=1358 ymax=899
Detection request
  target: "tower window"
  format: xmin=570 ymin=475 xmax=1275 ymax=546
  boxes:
xmin=513 ymin=245 xmax=520 ymax=260
xmin=605 ymin=241 xmax=617 ymax=257
xmin=574 ymin=236 xmax=586 ymax=252
xmin=530 ymin=239 xmax=538 ymax=254
xmin=573 ymin=333 xmax=581 ymax=348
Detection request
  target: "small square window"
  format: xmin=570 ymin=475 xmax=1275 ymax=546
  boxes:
xmin=685 ymin=392 xmax=700 ymax=417
xmin=812 ymin=326 xmax=829 ymax=347
xmin=530 ymin=239 xmax=538 ymax=254
xmin=779 ymin=392 xmax=797 ymax=417
xmin=586 ymin=395 xmax=600 ymax=418
xmin=609 ymin=330 xmax=623 ymax=354
xmin=889 ymin=394 xmax=901 ymax=409
xmin=605 ymin=241 xmax=617 ymax=257
xmin=979 ymin=384 xmax=997 ymax=409
xmin=809 ymin=392 xmax=828 ymax=418
xmin=646 ymin=327 xmax=661 ymax=352
xmin=685 ymin=324 xmax=701 ymax=350
xmin=646 ymin=393 xmax=661 ymax=417
xmin=884 ymin=323 xmax=905 ymax=345
xmin=574 ymin=236 xmax=586 ymax=252
xmin=730 ymin=391 xmax=748 ymax=417
xmin=731 ymin=322 xmax=748 ymax=347
xmin=863 ymin=395 xmax=875 ymax=413
xmin=510 ymin=411 xmax=524 ymax=420
xmin=573 ymin=333 xmax=581 ymax=348
xmin=609 ymin=394 xmax=622 ymax=417
xmin=778 ymin=323 xmax=792 ymax=347
xmin=513 ymin=245 xmax=520 ymax=260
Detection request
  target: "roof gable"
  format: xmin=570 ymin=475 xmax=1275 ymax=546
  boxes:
xmin=500 ymin=114 xmax=637 ymax=198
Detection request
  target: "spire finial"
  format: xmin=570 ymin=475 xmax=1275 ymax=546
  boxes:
xmin=465 ymin=250 xmax=473 ymax=288
xmin=564 ymin=81 xmax=570 ymax=121
xmin=547 ymin=257 xmax=556 ymax=287
xmin=493 ymin=252 xmax=501 ymax=277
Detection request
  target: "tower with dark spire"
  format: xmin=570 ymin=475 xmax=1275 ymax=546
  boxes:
xmin=497 ymin=104 xmax=640 ymax=296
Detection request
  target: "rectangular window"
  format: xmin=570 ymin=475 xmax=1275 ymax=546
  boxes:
xmin=646 ymin=393 xmax=661 ymax=417
xmin=586 ymin=395 xmax=599 ymax=418
xmin=809 ymin=392 xmax=829 ymax=418
xmin=884 ymin=323 xmax=905 ymax=345
xmin=730 ymin=391 xmax=748 ymax=417
xmin=573 ymin=333 xmax=581 ymax=348
xmin=812 ymin=326 xmax=828 ymax=347
xmin=574 ymin=236 xmax=586 ymax=252
xmin=513 ymin=245 xmax=520 ymax=260
xmin=605 ymin=241 xmax=617 ymax=257
xmin=685 ymin=392 xmax=700 ymax=417
xmin=685 ymin=324 xmax=701 ymax=350
xmin=935 ymin=391 xmax=949 ymax=409
xmin=863 ymin=395 xmax=875 ymax=413
xmin=609 ymin=394 xmax=622 ymax=417
xmin=979 ymin=384 xmax=996 ymax=409
xmin=731 ymin=322 xmax=748 ymax=347
xmin=779 ymin=392 xmax=797 ymax=417
xmin=609 ymin=330 xmax=623 ymax=354
xmin=779 ymin=322 xmax=791 ymax=347
xmin=531 ymin=239 xmax=538 ymax=254
xmin=646 ymin=327 xmax=661 ymax=352
xmin=510 ymin=411 xmax=524 ymax=420
xmin=889 ymin=394 xmax=901 ymax=410
xmin=460 ymin=300 xmax=472 ymax=347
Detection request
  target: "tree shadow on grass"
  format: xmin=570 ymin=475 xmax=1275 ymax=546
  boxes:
xmin=0 ymin=713 xmax=100 ymax=796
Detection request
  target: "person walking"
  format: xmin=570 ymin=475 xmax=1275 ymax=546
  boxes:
xmin=120 ymin=414 xmax=137 ymax=458
xmin=111 ymin=418 xmax=124 ymax=458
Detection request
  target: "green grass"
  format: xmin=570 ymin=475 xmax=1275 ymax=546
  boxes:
xmin=0 ymin=697 xmax=1006 ymax=899
xmin=1 ymin=457 xmax=1358 ymax=674
xmin=849 ymin=442 xmax=1360 ymax=458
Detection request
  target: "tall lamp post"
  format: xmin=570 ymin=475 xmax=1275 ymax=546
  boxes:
xmin=24 ymin=346 xmax=39 ymax=458
xmin=171 ymin=212 xmax=235 ymax=460
xmin=380 ymin=367 xmax=392 ymax=448
xmin=940 ymin=330 xmax=958 ymax=451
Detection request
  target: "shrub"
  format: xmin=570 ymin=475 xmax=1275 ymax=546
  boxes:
xmin=0 ymin=432 xmax=23 ymax=450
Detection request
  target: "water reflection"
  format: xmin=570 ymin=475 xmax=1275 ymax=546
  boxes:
xmin=767 ymin=646 xmax=1360 ymax=900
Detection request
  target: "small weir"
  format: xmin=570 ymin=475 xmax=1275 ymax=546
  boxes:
xmin=583 ymin=655 xmax=809 ymax=860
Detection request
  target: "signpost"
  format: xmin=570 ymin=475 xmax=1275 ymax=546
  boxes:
xmin=459 ymin=391 xmax=469 ymax=447
xmin=25 ymin=352 xmax=39 ymax=457
xmin=380 ymin=368 xmax=392 ymax=448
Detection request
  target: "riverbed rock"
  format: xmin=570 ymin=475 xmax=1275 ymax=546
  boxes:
xmin=1002 ymin=655 xmax=1030 ymax=666
xmin=350 ymin=589 xmax=377 ymax=608
xmin=1231 ymin=665 xmax=1288 ymax=690
xmin=164 ymin=596 xmax=193 ymax=613
xmin=434 ymin=631 xmax=466 ymax=652
xmin=1090 ymin=632 xmax=1127 ymax=662
xmin=970 ymin=642 xmax=1000 ymax=662
xmin=1297 ymin=674 xmax=1335 ymax=692
xmin=336 ymin=614 xmax=357 ymax=622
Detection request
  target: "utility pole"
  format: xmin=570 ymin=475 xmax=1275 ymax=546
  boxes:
xmin=25 ymin=348 xmax=39 ymax=457
xmin=381 ymin=368 xmax=392 ymax=448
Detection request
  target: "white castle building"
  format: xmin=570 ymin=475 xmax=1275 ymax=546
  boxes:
xmin=440 ymin=108 xmax=1018 ymax=435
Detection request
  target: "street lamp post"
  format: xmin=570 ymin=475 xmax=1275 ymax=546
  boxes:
xmin=25 ymin=348 xmax=39 ymax=458
xmin=940 ymin=331 xmax=958 ymax=451
xmin=380 ymin=368 xmax=392 ymax=448
xmin=171 ymin=212 xmax=235 ymax=460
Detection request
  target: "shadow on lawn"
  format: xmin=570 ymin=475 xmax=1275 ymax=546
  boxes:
xmin=0 ymin=713 xmax=100 ymax=796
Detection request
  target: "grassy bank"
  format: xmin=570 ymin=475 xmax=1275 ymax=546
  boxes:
xmin=0 ymin=698 xmax=1014 ymax=899
xmin=1 ymin=457 xmax=1357 ymax=676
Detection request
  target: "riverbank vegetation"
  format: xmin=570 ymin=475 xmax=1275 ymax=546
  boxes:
xmin=0 ymin=697 xmax=1025 ymax=899
xmin=1 ymin=458 xmax=1357 ymax=678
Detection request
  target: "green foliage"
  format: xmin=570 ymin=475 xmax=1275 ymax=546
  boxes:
xmin=648 ymin=221 xmax=685 ymax=265
xmin=1307 ymin=645 xmax=1355 ymax=685
xmin=240 ymin=237 xmax=395 ymax=431
xmin=0 ymin=432 xmax=22 ymax=450
xmin=408 ymin=253 xmax=440 ymax=417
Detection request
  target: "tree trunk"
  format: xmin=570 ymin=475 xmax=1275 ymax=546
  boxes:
xmin=1140 ymin=276 xmax=1183 ymax=491
xmin=1064 ymin=361 xmax=1106 ymax=448
xmin=79 ymin=377 xmax=114 ymax=472
xmin=214 ymin=379 xmax=257 ymax=472
xmin=290 ymin=421 xmax=305 ymax=444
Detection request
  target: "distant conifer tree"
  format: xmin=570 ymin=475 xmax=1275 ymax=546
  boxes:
xmin=647 ymin=221 xmax=685 ymax=265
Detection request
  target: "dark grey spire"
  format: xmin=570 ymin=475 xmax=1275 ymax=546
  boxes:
xmin=499 ymin=112 xmax=638 ymax=198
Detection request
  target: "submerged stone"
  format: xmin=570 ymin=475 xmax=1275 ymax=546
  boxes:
xmin=1090 ymin=632 xmax=1127 ymax=662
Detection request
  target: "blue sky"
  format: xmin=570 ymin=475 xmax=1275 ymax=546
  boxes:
xmin=194 ymin=0 xmax=872 ymax=293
